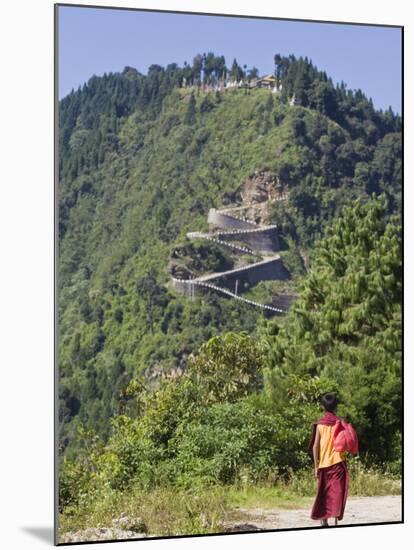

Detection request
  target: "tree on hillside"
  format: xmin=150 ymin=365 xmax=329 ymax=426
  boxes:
xmin=182 ymin=61 xmax=194 ymax=87
xmin=185 ymin=92 xmax=197 ymax=124
xmin=248 ymin=66 xmax=259 ymax=81
xmin=309 ymin=80 xmax=337 ymax=118
xmin=192 ymin=53 xmax=203 ymax=86
xmin=230 ymin=58 xmax=244 ymax=82
xmin=274 ymin=53 xmax=282 ymax=83
xmin=217 ymin=55 xmax=227 ymax=84
xmin=136 ymin=268 xmax=162 ymax=333
xmin=203 ymin=52 xmax=216 ymax=85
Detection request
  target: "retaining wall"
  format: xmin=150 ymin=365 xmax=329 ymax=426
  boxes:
xmin=208 ymin=208 xmax=257 ymax=230
xmin=216 ymin=227 xmax=279 ymax=252
xmin=197 ymin=256 xmax=288 ymax=288
xmin=171 ymin=277 xmax=285 ymax=314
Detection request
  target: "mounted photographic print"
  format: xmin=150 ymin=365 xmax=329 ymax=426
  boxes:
xmin=55 ymin=3 xmax=403 ymax=545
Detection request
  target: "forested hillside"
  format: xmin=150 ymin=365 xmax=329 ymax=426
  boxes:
xmin=59 ymin=197 xmax=402 ymax=527
xmin=58 ymin=54 xmax=401 ymax=458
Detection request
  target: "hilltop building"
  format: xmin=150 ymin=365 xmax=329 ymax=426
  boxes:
xmin=256 ymin=74 xmax=277 ymax=89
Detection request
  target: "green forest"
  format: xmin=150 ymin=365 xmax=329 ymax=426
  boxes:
xmin=58 ymin=53 xmax=402 ymax=537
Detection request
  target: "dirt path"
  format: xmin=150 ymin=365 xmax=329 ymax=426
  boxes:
xmin=224 ymin=495 xmax=402 ymax=532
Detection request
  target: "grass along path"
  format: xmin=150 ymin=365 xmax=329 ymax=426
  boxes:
xmin=59 ymin=474 xmax=401 ymax=543
xmin=59 ymin=469 xmax=401 ymax=542
xmin=60 ymin=495 xmax=402 ymax=542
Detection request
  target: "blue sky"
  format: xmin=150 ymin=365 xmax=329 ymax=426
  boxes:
xmin=58 ymin=6 xmax=402 ymax=113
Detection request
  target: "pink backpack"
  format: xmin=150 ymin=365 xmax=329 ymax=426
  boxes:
xmin=333 ymin=419 xmax=359 ymax=455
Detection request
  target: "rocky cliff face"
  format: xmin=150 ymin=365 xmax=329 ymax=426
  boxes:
xmin=222 ymin=170 xmax=287 ymax=225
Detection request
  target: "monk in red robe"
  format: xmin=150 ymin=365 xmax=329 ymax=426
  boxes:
xmin=309 ymin=393 xmax=349 ymax=526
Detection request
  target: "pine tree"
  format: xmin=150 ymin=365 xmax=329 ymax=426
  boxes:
xmin=185 ymin=92 xmax=197 ymax=125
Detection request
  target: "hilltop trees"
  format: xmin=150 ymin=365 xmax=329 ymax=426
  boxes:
xmin=202 ymin=52 xmax=227 ymax=85
xmin=274 ymin=53 xmax=291 ymax=85
xmin=58 ymin=53 xmax=400 ymax=198
xmin=246 ymin=66 xmax=259 ymax=87
xmin=272 ymin=53 xmax=400 ymax=142
xmin=229 ymin=57 xmax=245 ymax=82
xmin=173 ymin=52 xmax=236 ymax=88
xmin=192 ymin=54 xmax=203 ymax=86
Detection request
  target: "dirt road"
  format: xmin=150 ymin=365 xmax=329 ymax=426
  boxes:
xmin=224 ymin=495 xmax=402 ymax=532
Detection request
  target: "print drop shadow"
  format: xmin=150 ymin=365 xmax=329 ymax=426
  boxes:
xmin=21 ymin=526 xmax=54 ymax=544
